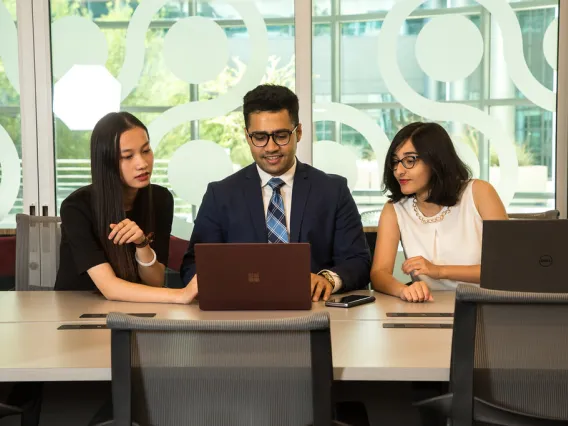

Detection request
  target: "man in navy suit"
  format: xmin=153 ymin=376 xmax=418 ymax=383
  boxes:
xmin=180 ymin=84 xmax=371 ymax=301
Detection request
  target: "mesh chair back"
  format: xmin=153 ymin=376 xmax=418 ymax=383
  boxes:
xmin=360 ymin=209 xmax=380 ymax=228
xmin=508 ymin=210 xmax=560 ymax=220
xmin=360 ymin=210 xmax=379 ymax=262
xmin=451 ymin=285 xmax=568 ymax=426
xmin=107 ymin=312 xmax=333 ymax=426
xmin=15 ymin=214 xmax=61 ymax=290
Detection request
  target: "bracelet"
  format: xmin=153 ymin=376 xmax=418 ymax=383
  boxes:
xmin=135 ymin=247 xmax=157 ymax=267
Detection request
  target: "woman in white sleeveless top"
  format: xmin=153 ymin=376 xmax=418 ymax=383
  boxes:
xmin=370 ymin=122 xmax=508 ymax=302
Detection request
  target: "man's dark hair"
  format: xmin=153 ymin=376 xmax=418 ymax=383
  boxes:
xmin=243 ymin=84 xmax=299 ymax=128
xmin=382 ymin=122 xmax=472 ymax=206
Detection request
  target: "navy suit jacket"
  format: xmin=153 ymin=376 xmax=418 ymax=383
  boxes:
xmin=180 ymin=161 xmax=371 ymax=292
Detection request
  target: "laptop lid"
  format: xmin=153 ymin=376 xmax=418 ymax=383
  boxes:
xmin=195 ymin=243 xmax=312 ymax=310
xmin=481 ymin=220 xmax=568 ymax=292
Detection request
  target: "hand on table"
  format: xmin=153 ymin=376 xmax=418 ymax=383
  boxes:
xmin=178 ymin=275 xmax=198 ymax=304
xmin=310 ymin=273 xmax=334 ymax=302
xmin=399 ymin=281 xmax=433 ymax=303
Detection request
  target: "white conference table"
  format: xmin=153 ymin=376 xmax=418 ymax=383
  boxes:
xmin=0 ymin=319 xmax=451 ymax=383
xmin=0 ymin=290 xmax=456 ymax=323
xmin=0 ymin=290 xmax=455 ymax=383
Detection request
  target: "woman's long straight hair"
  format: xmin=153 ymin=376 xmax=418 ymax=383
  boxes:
xmin=90 ymin=112 xmax=153 ymax=283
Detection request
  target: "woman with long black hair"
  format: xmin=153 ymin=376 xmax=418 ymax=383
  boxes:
xmin=55 ymin=112 xmax=197 ymax=303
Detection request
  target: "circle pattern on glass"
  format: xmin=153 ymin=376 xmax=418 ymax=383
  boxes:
xmin=416 ymin=14 xmax=483 ymax=82
xmin=164 ymin=17 xmax=230 ymax=83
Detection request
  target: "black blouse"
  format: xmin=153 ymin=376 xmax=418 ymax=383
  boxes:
xmin=54 ymin=184 xmax=174 ymax=291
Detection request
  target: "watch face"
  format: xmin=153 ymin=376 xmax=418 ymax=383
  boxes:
xmin=320 ymin=272 xmax=335 ymax=287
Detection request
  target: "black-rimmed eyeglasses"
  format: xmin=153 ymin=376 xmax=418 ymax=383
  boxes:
xmin=389 ymin=155 xmax=420 ymax=170
xmin=246 ymin=126 xmax=298 ymax=148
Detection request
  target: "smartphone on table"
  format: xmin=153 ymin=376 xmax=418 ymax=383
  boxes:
xmin=325 ymin=294 xmax=376 ymax=308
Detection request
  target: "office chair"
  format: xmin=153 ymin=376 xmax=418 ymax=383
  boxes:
xmin=416 ymin=285 xmax=568 ymax=425
xmin=360 ymin=209 xmax=380 ymax=228
xmin=7 ymin=214 xmax=61 ymax=426
xmin=15 ymin=214 xmax=61 ymax=290
xmin=103 ymin=312 xmax=347 ymax=426
xmin=0 ymin=382 xmax=43 ymax=426
xmin=360 ymin=210 xmax=379 ymax=261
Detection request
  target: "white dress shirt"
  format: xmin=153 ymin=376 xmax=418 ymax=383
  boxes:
xmin=256 ymin=160 xmax=342 ymax=293
xmin=393 ymin=180 xmax=481 ymax=290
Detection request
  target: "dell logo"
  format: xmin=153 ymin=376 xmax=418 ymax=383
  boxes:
xmin=539 ymin=255 xmax=553 ymax=267
xmin=248 ymin=273 xmax=260 ymax=283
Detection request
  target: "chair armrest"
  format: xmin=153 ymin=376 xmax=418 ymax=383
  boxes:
xmin=475 ymin=397 xmax=568 ymax=426
xmin=413 ymin=392 xmax=453 ymax=417
xmin=414 ymin=394 xmax=567 ymax=426
xmin=0 ymin=402 xmax=23 ymax=417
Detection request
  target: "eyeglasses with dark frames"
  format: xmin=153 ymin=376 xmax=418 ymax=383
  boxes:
xmin=390 ymin=155 xmax=420 ymax=171
xmin=246 ymin=126 xmax=298 ymax=148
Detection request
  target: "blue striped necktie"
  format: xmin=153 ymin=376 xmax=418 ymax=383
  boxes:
xmin=266 ymin=178 xmax=289 ymax=243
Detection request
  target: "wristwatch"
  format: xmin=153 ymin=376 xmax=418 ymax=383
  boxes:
xmin=135 ymin=232 xmax=154 ymax=248
xmin=318 ymin=270 xmax=335 ymax=289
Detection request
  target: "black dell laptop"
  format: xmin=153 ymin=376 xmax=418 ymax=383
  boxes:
xmin=480 ymin=219 xmax=568 ymax=292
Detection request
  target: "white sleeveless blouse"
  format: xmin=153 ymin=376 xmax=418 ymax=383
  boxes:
xmin=392 ymin=180 xmax=482 ymax=290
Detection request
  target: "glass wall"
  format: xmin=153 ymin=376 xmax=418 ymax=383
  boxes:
xmin=3 ymin=0 xmax=560 ymax=233
xmin=0 ymin=0 xmax=23 ymax=228
xmin=311 ymin=0 xmax=559 ymax=226
xmin=50 ymin=0 xmax=295 ymax=239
